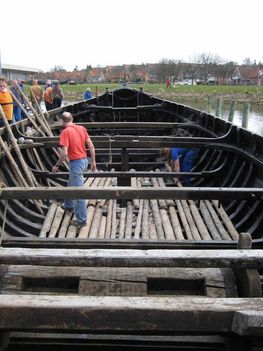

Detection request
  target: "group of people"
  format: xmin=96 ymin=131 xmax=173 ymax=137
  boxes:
xmin=0 ymin=77 xmax=65 ymax=125
xmin=42 ymin=79 xmax=64 ymax=111
xmin=0 ymin=77 xmax=27 ymax=125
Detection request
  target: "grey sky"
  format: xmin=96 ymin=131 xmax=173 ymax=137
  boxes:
xmin=1 ymin=0 xmax=262 ymax=72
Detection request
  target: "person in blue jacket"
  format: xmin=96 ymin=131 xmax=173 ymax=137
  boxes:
xmin=161 ymin=147 xmax=199 ymax=185
xmin=83 ymin=87 xmax=93 ymax=100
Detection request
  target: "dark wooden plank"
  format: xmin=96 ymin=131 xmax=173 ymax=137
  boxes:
xmin=3 ymin=266 xmax=224 ymax=297
xmin=232 ymin=311 xmax=263 ymax=336
xmin=1 ymin=187 xmax=263 ymax=201
xmin=1 ymin=237 xmax=240 ymax=249
xmin=0 ymin=295 xmax=263 ymax=335
xmin=0 ymin=248 xmax=263 ymax=268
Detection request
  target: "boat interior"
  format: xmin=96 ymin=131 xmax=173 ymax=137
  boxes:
xmin=0 ymin=86 xmax=263 ymax=350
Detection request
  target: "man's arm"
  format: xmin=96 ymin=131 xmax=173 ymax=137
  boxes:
xmin=52 ymin=146 xmax=68 ymax=173
xmin=86 ymin=138 xmax=97 ymax=171
xmin=171 ymin=158 xmax=180 ymax=172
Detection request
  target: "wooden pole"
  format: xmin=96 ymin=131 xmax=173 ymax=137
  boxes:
xmin=16 ymin=86 xmax=68 ymax=170
xmin=215 ymin=98 xmax=222 ymax=117
xmin=206 ymin=96 xmax=211 ymax=113
xmin=17 ymin=85 xmax=52 ymax=136
xmin=118 ymin=208 xmax=126 ymax=239
xmin=124 ymin=201 xmax=133 ymax=239
xmin=29 ymin=87 xmax=52 ymax=134
xmin=228 ymin=101 xmax=236 ymax=123
xmin=0 ymin=137 xmax=28 ymax=187
xmin=39 ymin=202 xmax=57 ymax=238
xmin=242 ymin=103 xmax=250 ymax=129
xmin=0 ymin=106 xmax=38 ymax=187
xmin=141 ymin=199 xmax=149 ymax=239
xmin=9 ymin=90 xmax=45 ymax=136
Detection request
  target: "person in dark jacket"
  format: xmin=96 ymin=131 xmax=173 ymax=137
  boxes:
xmin=11 ymin=80 xmax=25 ymax=122
xmin=52 ymin=81 xmax=64 ymax=108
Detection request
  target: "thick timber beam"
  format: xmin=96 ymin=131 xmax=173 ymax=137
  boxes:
xmin=0 ymin=248 xmax=263 ymax=268
xmin=1 ymin=187 xmax=262 ymax=201
xmin=0 ymin=295 xmax=263 ymax=335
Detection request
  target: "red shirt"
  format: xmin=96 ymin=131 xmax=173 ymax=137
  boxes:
xmin=59 ymin=124 xmax=89 ymax=160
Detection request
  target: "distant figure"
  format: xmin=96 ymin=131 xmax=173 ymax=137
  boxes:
xmin=44 ymin=79 xmax=53 ymax=91
xmin=83 ymin=87 xmax=93 ymax=100
xmin=0 ymin=77 xmax=13 ymax=125
xmin=44 ymin=80 xmax=53 ymax=111
xmin=10 ymin=80 xmax=25 ymax=122
xmin=52 ymin=80 xmax=64 ymax=108
xmin=161 ymin=147 xmax=199 ymax=185
xmin=166 ymin=78 xmax=171 ymax=88
xmin=29 ymin=79 xmax=43 ymax=111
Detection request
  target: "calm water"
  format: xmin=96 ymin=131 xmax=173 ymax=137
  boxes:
xmin=178 ymin=100 xmax=263 ymax=136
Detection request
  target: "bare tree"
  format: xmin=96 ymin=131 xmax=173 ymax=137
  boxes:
xmin=196 ymin=52 xmax=222 ymax=82
xmin=243 ymin=57 xmax=253 ymax=65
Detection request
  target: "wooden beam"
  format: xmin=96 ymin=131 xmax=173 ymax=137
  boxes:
xmin=2 ymin=237 xmax=239 ymax=249
xmin=0 ymin=248 xmax=263 ymax=268
xmin=1 ymin=187 xmax=262 ymax=201
xmin=0 ymin=295 xmax=263 ymax=335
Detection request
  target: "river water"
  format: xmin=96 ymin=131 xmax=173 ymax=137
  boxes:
xmin=177 ymin=100 xmax=263 ymax=136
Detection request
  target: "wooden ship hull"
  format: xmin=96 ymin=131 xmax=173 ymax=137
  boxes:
xmin=0 ymin=86 xmax=263 ymax=350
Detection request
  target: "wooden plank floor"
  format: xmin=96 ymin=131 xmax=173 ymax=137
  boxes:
xmin=40 ymin=174 xmax=239 ymax=241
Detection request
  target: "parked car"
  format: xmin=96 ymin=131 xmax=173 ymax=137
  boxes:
xmin=173 ymin=80 xmax=196 ymax=86
xmin=207 ymin=77 xmax=218 ymax=85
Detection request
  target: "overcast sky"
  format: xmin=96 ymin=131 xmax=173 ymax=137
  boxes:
xmin=1 ymin=0 xmax=262 ymax=72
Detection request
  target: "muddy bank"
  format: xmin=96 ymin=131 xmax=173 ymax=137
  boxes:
xmin=152 ymin=92 xmax=263 ymax=105
xmin=63 ymin=91 xmax=263 ymax=105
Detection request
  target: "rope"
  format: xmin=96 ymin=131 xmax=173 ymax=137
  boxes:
xmin=0 ymin=182 xmax=7 ymax=247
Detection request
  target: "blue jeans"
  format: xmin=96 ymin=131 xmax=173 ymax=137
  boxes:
xmin=181 ymin=149 xmax=199 ymax=185
xmin=64 ymin=158 xmax=88 ymax=224
xmin=13 ymin=106 xmax=22 ymax=122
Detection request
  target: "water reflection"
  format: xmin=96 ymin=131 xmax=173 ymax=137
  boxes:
xmin=178 ymin=100 xmax=263 ymax=136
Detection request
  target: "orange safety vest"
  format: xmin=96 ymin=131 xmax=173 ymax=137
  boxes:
xmin=0 ymin=91 xmax=13 ymax=121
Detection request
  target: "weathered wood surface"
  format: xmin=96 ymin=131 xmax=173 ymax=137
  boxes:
xmin=0 ymin=295 xmax=263 ymax=335
xmin=36 ymin=174 xmax=241 ymax=241
xmin=0 ymin=248 xmax=263 ymax=268
xmin=1 ymin=187 xmax=263 ymax=200
xmin=1 ymin=266 xmax=228 ymax=298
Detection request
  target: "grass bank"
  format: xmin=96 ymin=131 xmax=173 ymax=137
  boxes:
xmin=26 ymin=83 xmax=263 ymax=104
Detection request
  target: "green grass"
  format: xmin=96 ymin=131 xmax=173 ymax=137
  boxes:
xmin=24 ymin=83 xmax=263 ymax=103
xmin=58 ymin=83 xmax=263 ymax=95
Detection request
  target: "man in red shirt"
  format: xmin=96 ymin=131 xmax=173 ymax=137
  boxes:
xmin=52 ymin=111 xmax=97 ymax=228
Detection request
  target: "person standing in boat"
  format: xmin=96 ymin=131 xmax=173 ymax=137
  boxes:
xmin=10 ymin=80 xmax=26 ymax=122
xmin=0 ymin=77 xmax=13 ymax=125
xmin=44 ymin=80 xmax=53 ymax=111
xmin=52 ymin=80 xmax=64 ymax=108
xmin=52 ymin=111 xmax=97 ymax=229
xmin=83 ymin=87 xmax=93 ymax=100
xmin=161 ymin=147 xmax=199 ymax=185
xmin=29 ymin=79 xmax=43 ymax=111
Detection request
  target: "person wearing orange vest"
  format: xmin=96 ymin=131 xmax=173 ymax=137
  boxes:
xmin=44 ymin=80 xmax=53 ymax=111
xmin=0 ymin=77 xmax=13 ymax=125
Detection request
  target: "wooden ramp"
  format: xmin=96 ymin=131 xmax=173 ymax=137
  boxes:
xmin=40 ymin=173 xmax=239 ymax=241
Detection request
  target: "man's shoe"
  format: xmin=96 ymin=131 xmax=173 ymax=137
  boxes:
xmin=61 ymin=205 xmax=74 ymax=213
xmin=69 ymin=220 xmax=87 ymax=229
